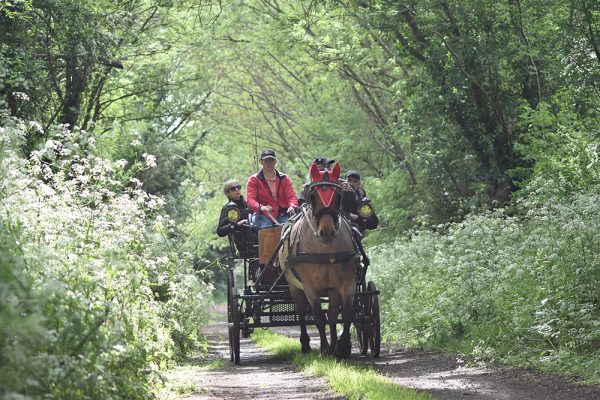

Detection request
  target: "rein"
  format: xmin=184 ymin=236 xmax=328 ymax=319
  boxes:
xmin=301 ymin=205 xmax=319 ymax=238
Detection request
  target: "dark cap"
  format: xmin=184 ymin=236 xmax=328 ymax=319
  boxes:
xmin=313 ymin=157 xmax=335 ymax=166
xmin=260 ymin=149 xmax=277 ymax=160
xmin=346 ymin=170 xmax=360 ymax=179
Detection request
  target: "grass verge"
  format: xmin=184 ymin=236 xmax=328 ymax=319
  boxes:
xmin=252 ymin=329 xmax=433 ymax=400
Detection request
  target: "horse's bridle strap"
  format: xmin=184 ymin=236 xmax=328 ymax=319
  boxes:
xmin=285 ymin=251 xmax=359 ymax=268
xmin=307 ymin=180 xmax=341 ymax=192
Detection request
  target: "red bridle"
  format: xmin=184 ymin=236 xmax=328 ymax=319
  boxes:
xmin=308 ymin=162 xmax=341 ymax=208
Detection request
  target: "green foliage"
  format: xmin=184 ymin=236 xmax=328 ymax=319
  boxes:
xmin=515 ymin=98 xmax=600 ymax=195
xmin=0 ymin=117 xmax=212 ymax=399
xmin=370 ymin=181 xmax=600 ymax=382
xmin=2 ymin=0 xmax=600 ymax=391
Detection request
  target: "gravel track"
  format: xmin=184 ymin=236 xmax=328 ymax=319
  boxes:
xmin=184 ymin=305 xmax=600 ymax=399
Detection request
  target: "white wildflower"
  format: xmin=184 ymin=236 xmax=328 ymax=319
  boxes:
xmin=115 ymin=159 xmax=128 ymax=168
xmin=142 ymin=153 xmax=157 ymax=168
xmin=147 ymin=198 xmax=159 ymax=209
xmin=29 ymin=121 xmax=44 ymax=134
xmin=12 ymin=92 xmax=30 ymax=101
xmin=130 ymin=177 xmax=143 ymax=187
xmin=100 ymin=188 xmax=115 ymax=198
xmin=71 ymin=163 xmax=86 ymax=176
xmin=42 ymin=165 xmax=53 ymax=180
xmin=41 ymin=183 xmax=56 ymax=198
xmin=29 ymin=149 xmax=44 ymax=161
xmin=76 ymin=175 xmax=90 ymax=185
xmin=45 ymin=139 xmax=58 ymax=150
xmin=58 ymin=147 xmax=71 ymax=157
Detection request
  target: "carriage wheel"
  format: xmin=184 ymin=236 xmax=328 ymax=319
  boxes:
xmin=355 ymin=295 xmax=370 ymax=355
xmin=356 ymin=324 xmax=370 ymax=355
xmin=227 ymin=269 xmax=241 ymax=364
xmin=367 ymin=281 xmax=381 ymax=358
xmin=227 ymin=269 xmax=233 ymax=361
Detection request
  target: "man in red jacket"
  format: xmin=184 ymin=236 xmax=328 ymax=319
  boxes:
xmin=246 ymin=149 xmax=298 ymax=228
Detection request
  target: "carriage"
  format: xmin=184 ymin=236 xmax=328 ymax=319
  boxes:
xmin=224 ymin=163 xmax=381 ymax=364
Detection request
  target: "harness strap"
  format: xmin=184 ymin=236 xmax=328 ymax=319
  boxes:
xmin=286 ymin=265 xmax=304 ymax=290
xmin=284 ymin=251 xmax=360 ymax=290
xmin=285 ymin=251 xmax=360 ymax=267
xmin=301 ymin=205 xmax=319 ymax=237
xmin=307 ymin=180 xmax=341 ymax=192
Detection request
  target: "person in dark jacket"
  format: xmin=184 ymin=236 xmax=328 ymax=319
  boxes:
xmin=345 ymin=170 xmax=379 ymax=234
xmin=216 ymin=179 xmax=256 ymax=258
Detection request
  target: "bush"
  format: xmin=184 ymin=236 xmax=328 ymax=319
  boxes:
xmin=369 ymin=181 xmax=600 ymax=382
xmin=0 ymin=116 xmax=212 ymax=399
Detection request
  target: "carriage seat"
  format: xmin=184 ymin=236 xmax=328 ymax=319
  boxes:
xmin=257 ymin=225 xmax=287 ymax=286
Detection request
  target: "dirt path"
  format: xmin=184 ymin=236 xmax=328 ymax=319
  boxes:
xmin=362 ymin=346 xmax=600 ymax=399
xmin=182 ymin=305 xmax=343 ymax=400
xmin=185 ymin=306 xmax=600 ymax=400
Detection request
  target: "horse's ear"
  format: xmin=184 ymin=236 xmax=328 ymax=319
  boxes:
xmin=331 ymin=162 xmax=341 ymax=181
xmin=309 ymin=162 xmax=321 ymax=182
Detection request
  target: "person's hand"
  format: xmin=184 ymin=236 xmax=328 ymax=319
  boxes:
xmin=260 ymin=205 xmax=273 ymax=213
xmin=287 ymin=206 xmax=296 ymax=216
xmin=350 ymin=213 xmax=359 ymax=221
xmin=341 ymin=181 xmax=351 ymax=191
xmin=236 ymin=219 xmax=248 ymax=226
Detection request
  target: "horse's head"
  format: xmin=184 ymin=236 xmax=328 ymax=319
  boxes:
xmin=308 ymin=162 xmax=342 ymax=243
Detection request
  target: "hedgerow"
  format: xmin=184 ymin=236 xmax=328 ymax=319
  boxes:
xmin=0 ymin=115 xmax=212 ymax=399
xmin=370 ymin=181 xmax=600 ymax=382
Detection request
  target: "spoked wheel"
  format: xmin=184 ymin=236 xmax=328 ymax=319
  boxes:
xmin=355 ymin=293 xmax=370 ymax=355
xmin=227 ymin=269 xmax=233 ymax=361
xmin=367 ymin=281 xmax=381 ymax=358
xmin=227 ymin=269 xmax=240 ymax=364
xmin=356 ymin=323 xmax=370 ymax=355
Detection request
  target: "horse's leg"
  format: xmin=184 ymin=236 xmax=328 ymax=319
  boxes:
xmin=305 ymin=288 xmax=330 ymax=356
xmin=291 ymin=287 xmax=311 ymax=353
xmin=335 ymin=290 xmax=355 ymax=359
xmin=327 ymin=289 xmax=341 ymax=353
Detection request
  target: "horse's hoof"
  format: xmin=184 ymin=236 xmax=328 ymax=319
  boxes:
xmin=320 ymin=345 xmax=332 ymax=357
xmin=335 ymin=341 xmax=352 ymax=359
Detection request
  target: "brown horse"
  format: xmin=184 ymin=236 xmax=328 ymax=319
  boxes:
xmin=279 ymin=162 xmax=359 ymax=358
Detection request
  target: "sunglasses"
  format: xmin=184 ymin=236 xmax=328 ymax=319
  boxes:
xmin=228 ymin=185 xmax=241 ymax=192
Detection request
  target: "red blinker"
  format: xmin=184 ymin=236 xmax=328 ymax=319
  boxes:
xmin=309 ymin=162 xmax=340 ymax=207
